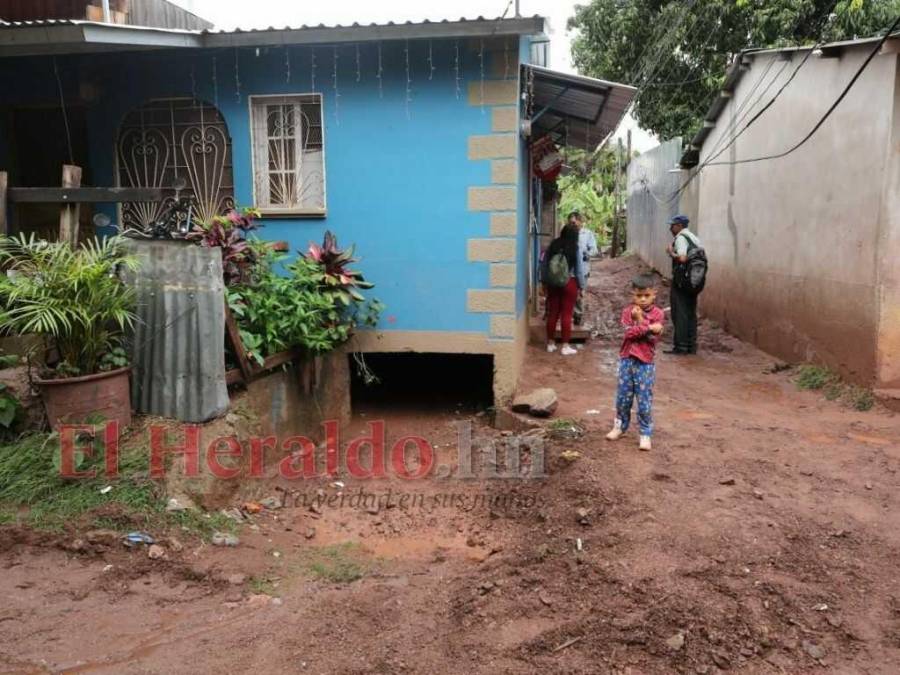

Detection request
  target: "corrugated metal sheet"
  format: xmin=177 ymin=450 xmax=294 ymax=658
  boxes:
xmin=0 ymin=0 xmax=211 ymax=28
xmin=627 ymin=138 xmax=683 ymax=276
xmin=126 ymin=240 xmax=228 ymax=423
xmin=528 ymin=64 xmax=636 ymax=151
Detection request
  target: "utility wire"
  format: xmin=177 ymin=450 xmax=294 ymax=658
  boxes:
xmin=52 ymin=58 xmax=75 ymax=165
xmin=690 ymin=0 xmax=842 ymax=171
xmin=703 ymin=13 xmax=900 ymax=167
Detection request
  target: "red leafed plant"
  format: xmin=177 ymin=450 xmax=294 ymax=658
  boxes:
xmin=187 ymin=207 xmax=261 ymax=286
xmin=305 ymin=230 xmax=374 ymax=305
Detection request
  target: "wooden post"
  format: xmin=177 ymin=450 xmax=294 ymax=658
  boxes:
xmin=0 ymin=171 xmax=7 ymax=235
xmin=58 ymin=165 xmax=82 ymax=247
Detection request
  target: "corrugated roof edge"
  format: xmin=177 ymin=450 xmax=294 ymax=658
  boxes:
xmin=0 ymin=14 xmax=545 ymax=36
xmin=679 ymin=30 xmax=900 ymax=168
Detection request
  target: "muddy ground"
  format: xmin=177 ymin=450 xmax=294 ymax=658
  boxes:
xmin=2 ymin=255 xmax=900 ymax=674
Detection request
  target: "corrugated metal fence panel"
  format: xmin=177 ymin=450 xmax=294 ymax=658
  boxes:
xmin=626 ymin=137 xmax=683 ymax=276
xmin=127 ymin=240 xmax=228 ymax=422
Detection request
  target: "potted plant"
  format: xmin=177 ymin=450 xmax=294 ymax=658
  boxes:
xmin=0 ymin=234 xmax=138 ymax=430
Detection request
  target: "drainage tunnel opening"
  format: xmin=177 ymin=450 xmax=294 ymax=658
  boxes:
xmin=349 ymin=352 xmax=494 ymax=414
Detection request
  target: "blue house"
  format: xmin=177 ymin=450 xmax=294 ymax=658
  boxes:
xmin=0 ymin=7 xmax=634 ymax=403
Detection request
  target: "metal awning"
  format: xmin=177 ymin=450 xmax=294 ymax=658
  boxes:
xmin=526 ymin=64 xmax=636 ymax=151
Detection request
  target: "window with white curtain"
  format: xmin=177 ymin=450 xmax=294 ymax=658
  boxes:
xmin=250 ymin=94 xmax=325 ymax=215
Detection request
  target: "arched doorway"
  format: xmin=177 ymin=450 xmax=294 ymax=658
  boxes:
xmin=116 ymin=98 xmax=234 ymax=233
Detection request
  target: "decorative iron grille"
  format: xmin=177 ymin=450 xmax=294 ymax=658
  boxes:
xmin=117 ymin=98 xmax=235 ymax=234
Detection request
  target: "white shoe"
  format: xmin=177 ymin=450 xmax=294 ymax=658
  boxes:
xmin=606 ymin=419 xmax=624 ymax=441
xmin=546 ymin=342 xmax=557 ymax=353
xmin=639 ymin=435 xmax=652 ymax=451
xmin=560 ymin=345 xmax=577 ymax=356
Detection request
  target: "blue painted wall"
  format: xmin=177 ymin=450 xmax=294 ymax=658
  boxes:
xmin=0 ymin=39 xmax=528 ymax=335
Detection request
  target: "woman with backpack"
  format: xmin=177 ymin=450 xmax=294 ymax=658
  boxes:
xmin=541 ymin=223 xmax=586 ymax=355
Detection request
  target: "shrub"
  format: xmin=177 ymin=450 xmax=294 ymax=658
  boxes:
xmin=0 ymin=235 xmax=138 ymax=377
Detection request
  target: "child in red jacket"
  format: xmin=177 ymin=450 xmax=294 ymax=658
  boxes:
xmin=606 ymin=274 xmax=665 ymax=451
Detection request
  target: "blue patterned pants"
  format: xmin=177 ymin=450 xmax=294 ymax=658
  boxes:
xmin=615 ymin=357 xmax=656 ymax=436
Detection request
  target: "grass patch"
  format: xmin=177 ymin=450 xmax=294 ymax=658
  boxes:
xmin=301 ymin=542 xmax=369 ymax=584
xmin=795 ymin=365 xmax=838 ymax=390
xmin=0 ymin=430 xmax=235 ymax=539
xmin=248 ymin=576 xmax=278 ymax=596
xmin=795 ymin=365 xmax=875 ymax=411
xmin=548 ymin=418 xmax=578 ymax=430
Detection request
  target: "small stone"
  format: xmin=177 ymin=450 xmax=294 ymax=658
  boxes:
xmin=719 ymin=477 xmax=736 ymax=486
xmin=478 ymin=581 xmax=495 ymax=594
xmin=220 ymin=508 xmax=246 ymax=522
xmin=270 ymin=597 xmax=283 ymax=606
xmin=148 ymin=545 xmax=166 ymax=560
xmin=365 ymin=504 xmax=380 ymax=515
xmin=304 ymin=527 xmax=316 ymax=540
xmin=711 ymin=652 xmax=731 ymax=669
xmin=167 ymin=537 xmax=184 ymax=553
xmin=84 ymin=529 xmax=119 ymax=546
xmin=512 ymin=388 xmax=558 ymax=418
xmin=802 ymin=640 xmax=826 ymax=660
xmin=695 ymin=666 xmax=710 ymax=675
xmin=260 ymin=496 xmax=282 ymax=510
xmin=666 ymin=633 xmax=685 ymax=651
xmin=166 ymin=497 xmax=189 ymax=512
xmin=246 ymin=594 xmax=270 ymax=608
xmin=865 ymin=482 xmax=873 ymax=490
xmin=752 ymin=489 xmax=764 ymax=500
xmin=243 ymin=502 xmax=263 ymax=514
xmin=575 ymin=507 xmax=591 ymax=525
xmin=225 ymin=412 xmax=240 ymax=425
xmin=827 ymin=615 xmax=843 ymax=628
xmin=227 ymin=573 xmax=247 ymax=585
xmin=211 ymin=532 xmax=239 ymax=547
xmin=538 ymin=591 xmax=553 ymax=606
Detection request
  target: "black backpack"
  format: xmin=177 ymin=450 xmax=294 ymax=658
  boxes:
xmin=675 ymin=234 xmax=708 ymax=295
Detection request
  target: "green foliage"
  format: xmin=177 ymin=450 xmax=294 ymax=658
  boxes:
xmin=0 ymin=430 xmax=237 ymax=537
xmin=569 ymin=0 xmax=900 ymax=141
xmin=0 ymin=353 xmax=19 ymax=369
xmin=0 ymin=431 xmax=158 ymax=530
xmin=0 ymin=235 xmax=138 ymax=377
xmin=0 ymin=383 xmax=22 ymax=431
xmin=795 ymin=364 xmax=875 ymax=411
xmin=301 ymin=542 xmax=368 ymax=583
xmin=795 ymin=364 xmax=837 ymax=390
xmin=557 ymin=147 xmax=623 ymax=244
xmin=227 ymin=233 xmax=383 ymax=365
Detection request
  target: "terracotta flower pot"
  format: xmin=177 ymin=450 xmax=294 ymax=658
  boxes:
xmin=35 ymin=367 xmax=132 ymax=431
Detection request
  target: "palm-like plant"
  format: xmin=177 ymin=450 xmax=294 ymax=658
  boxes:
xmin=305 ymin=231 xmax=374 ymax=305
xmin=0 ymin=234 xmax=138 ymax=377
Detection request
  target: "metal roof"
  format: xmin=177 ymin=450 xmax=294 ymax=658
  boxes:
xmin=680 ymin=30 xmax=900 ymax=167
xmin=527 ymin=64 xmax=637 ymax=151
xmin=0 ymin=15 xmax=546 ymax=57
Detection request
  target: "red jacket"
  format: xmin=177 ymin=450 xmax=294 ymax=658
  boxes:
xmin=619 ymin=305 xmax=665 ymax=364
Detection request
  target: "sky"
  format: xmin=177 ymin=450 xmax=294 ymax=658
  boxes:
xmin=177 ymin=0 xmax=657 ymax=151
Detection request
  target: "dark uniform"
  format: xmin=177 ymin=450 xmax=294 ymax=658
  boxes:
xmin=670 ymin=227 xmax=701 ymax=354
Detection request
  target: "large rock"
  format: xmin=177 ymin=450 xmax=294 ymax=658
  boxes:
xmin=511 ymin=388 xmax=558 ymax=418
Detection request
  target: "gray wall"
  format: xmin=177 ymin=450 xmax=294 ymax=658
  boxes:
xmin=626 ymin=137 xmax=683 ymax=275
xmin=693 ymin=48 xmax=898 ymax=384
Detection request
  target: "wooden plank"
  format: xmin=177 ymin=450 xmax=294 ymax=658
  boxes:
xmin=59 ymin=165 xmax=82 ymax=247
xmin=8 ymin=186 xmax=163 ymax=204
xmin=0 ymin=172 xmax=7 ymax=235
xmin=224 ymin=304 xmax=254 ymax=385
xmin=225 ymin=368 xmax=245 ymax=386
xmin=261 ymin=348 xmax=303 ymax=371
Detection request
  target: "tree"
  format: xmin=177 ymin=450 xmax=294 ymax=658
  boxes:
xmin=569 ymin=0 xmax=900 ymax=142
xmin=556 ymin=147 xmax=624 ymax=245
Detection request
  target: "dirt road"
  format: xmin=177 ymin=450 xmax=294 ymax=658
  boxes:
xmin=1 ymin=255 xmax=899 ymax=674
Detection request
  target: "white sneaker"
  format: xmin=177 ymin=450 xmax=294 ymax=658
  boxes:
xmin=546 ymin=342 xmax=557 ymax=353
xmin=560 ymin=345 xmax=578 ymax=356
xmin=606 ymin=419 xmax=624 ymax=441
xmin=639 ymin=435 xmax=652 ymax=451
